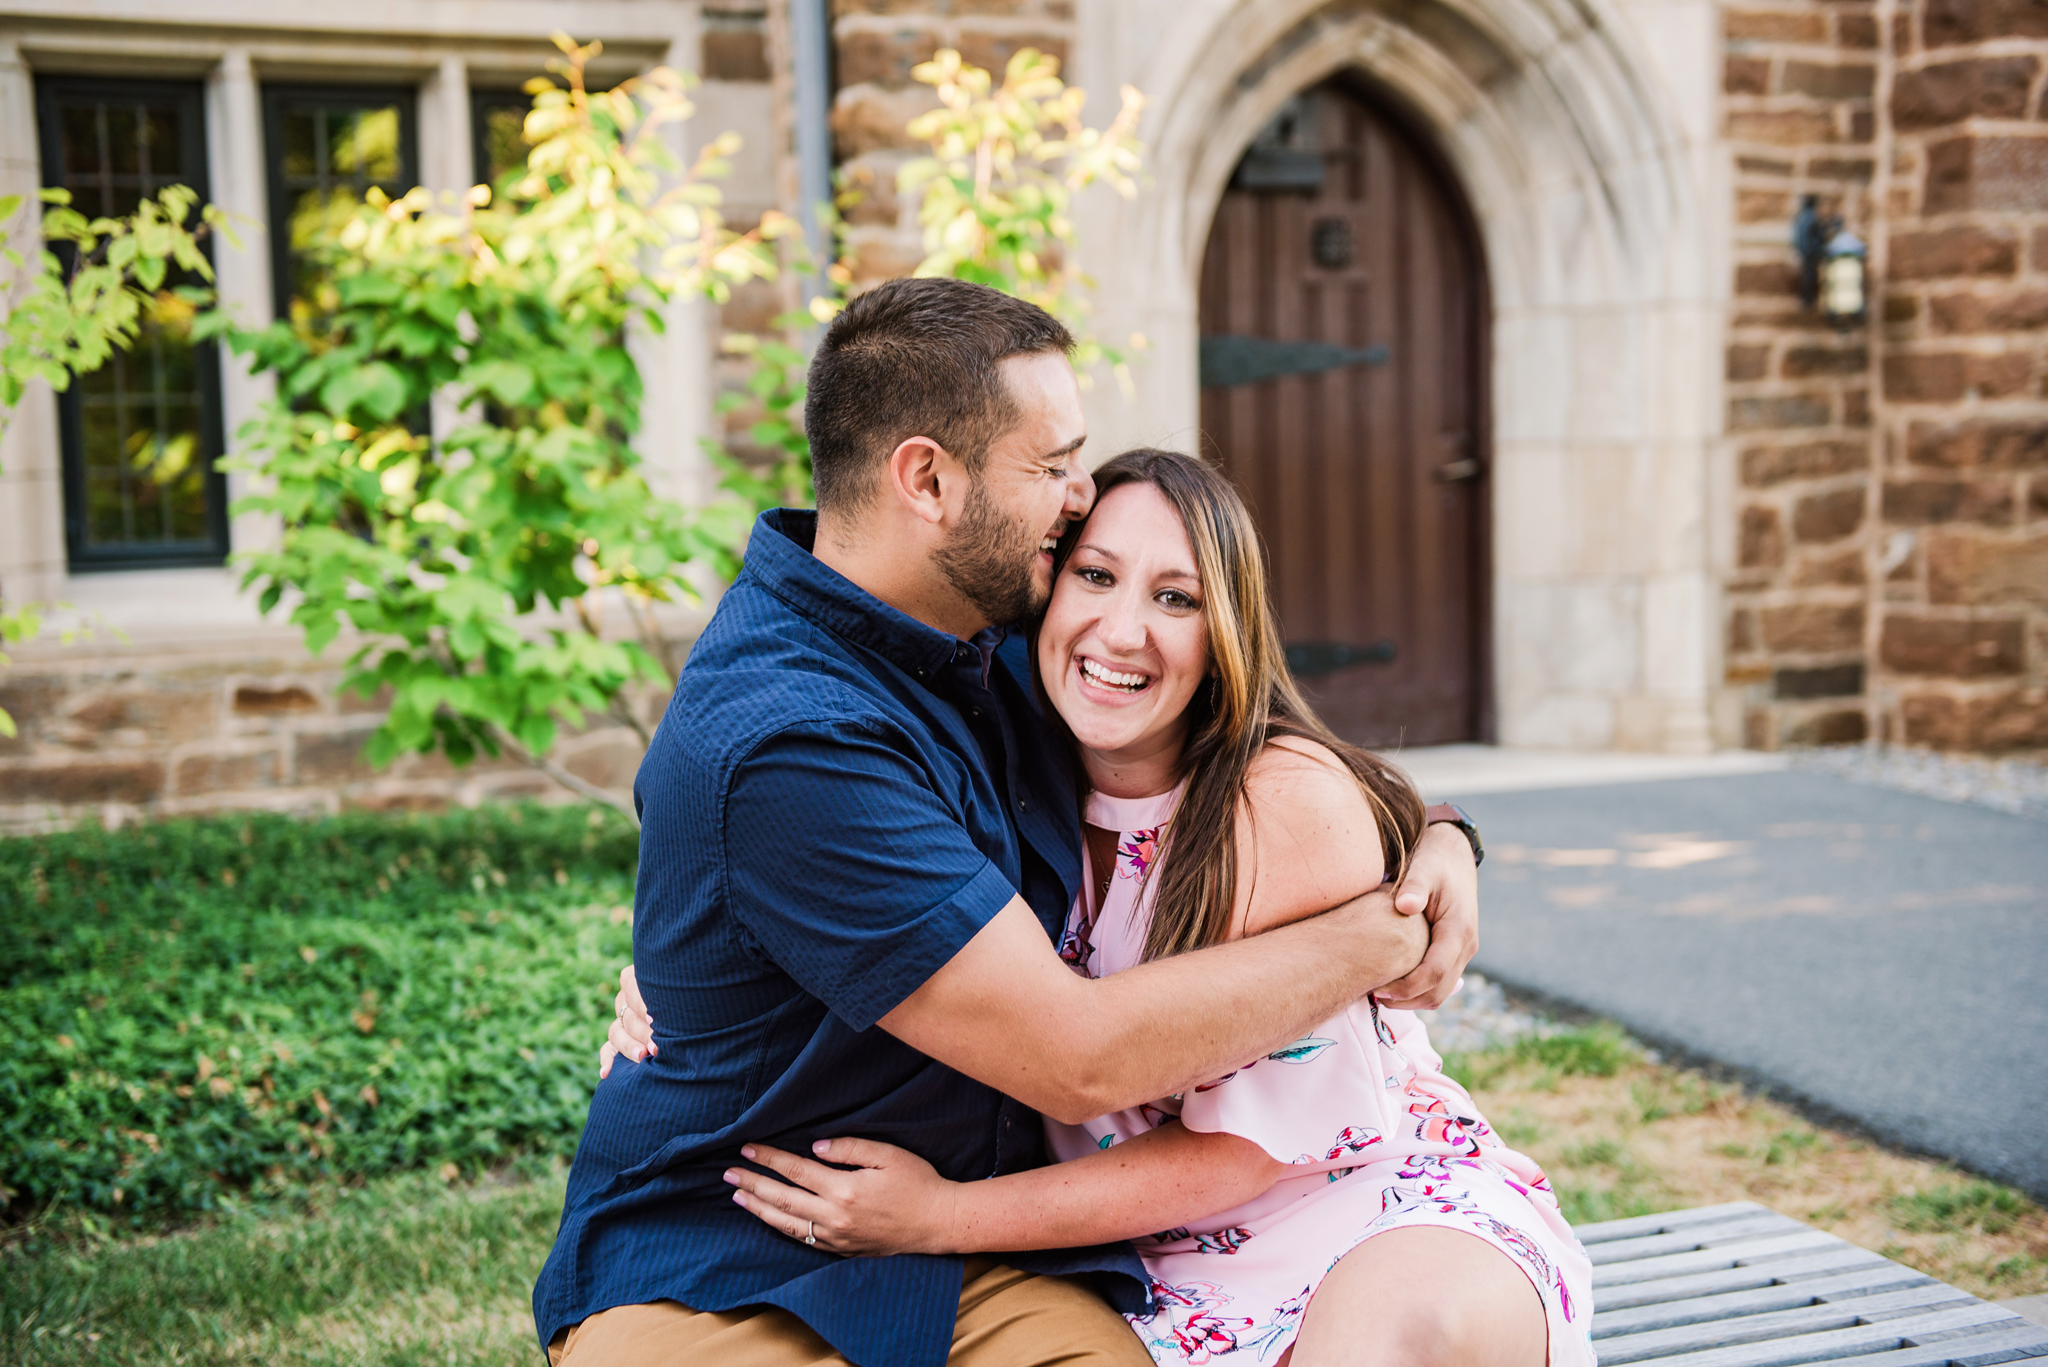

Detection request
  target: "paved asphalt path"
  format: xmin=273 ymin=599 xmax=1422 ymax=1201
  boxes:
xmin=1457 ymin=770 xmax=2048 ymax=1201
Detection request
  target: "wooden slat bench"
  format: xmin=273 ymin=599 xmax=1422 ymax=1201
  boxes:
xmin=1582 ymin=1201 xmax=2048 ymax=1365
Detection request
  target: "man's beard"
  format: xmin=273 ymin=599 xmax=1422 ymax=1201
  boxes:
xmin=934 ymin=474 xmax=1048 ymax=628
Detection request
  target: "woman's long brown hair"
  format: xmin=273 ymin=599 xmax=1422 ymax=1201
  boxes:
xmin=1062 ymin=449 xmax=1427 ymax=963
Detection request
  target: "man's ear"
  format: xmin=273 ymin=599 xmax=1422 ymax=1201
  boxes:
xmin=885 ymin=436 xmax=959 ymax=527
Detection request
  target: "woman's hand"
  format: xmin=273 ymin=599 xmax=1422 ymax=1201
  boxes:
xmin=1377 ymin=823 xmax=1480 ymax=1010
xmin=597 ymin=964 xmax=656 ymax=1079
xmin=724 ymin=1138 xmax=962 ymax=1257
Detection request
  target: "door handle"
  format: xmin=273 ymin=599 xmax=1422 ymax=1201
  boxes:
xmin=1435 ymin=458 xmax=1482 ymax=483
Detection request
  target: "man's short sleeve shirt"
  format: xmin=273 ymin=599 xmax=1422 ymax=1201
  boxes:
xmin=532 ymin=511 xmax=1146 ymax=1367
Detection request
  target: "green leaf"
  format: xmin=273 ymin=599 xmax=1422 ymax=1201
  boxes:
xmin=385 ymin=316 xmax=448 ymax=360
xmin=338 ymin=273 xmax=405 ymax=307
xmin=319 ymin=363 xmax=409 ymax=424
xmin=465 ymin=360 xmax=536 ymax=407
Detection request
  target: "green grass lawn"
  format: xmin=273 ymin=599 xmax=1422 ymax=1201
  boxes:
xmin=2 ymin=1162 xmax=565 ymax=1365
xmin=1 ymin=805 xmax=635 ymax=1364
xmin=6 ymin=809 xmax=2041 ymax=1364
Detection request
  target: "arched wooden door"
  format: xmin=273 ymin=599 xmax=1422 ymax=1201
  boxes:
xmin=1199 ymin=78 xmax=1489 ymax=748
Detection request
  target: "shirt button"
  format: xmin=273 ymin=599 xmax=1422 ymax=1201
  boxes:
xmin=1016 ymin=798 xmax=1029 ymax=812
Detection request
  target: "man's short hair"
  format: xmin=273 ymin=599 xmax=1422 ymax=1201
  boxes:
xmin=805 ymin=277 xmax=1075 ymax=511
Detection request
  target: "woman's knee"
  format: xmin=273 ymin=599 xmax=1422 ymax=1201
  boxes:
xmin=1290 ymin=1228 xmax=1546 ymax=1367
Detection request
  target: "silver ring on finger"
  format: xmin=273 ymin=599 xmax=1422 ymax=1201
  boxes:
xmin=805 ymin=1220 xmax=817 ymax=1247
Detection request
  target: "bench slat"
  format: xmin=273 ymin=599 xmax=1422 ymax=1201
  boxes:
xmin=1816 ymin=1325 xmax=2048 ymax=1366
xmin=1595 ymin=1231 xmax=1847 ymax=1287
xmin=1594 ymin=1247 xmax=1895 ymax=1312
xmin=1578 ymin=1202 xmax=1775 ymax=1245
xmin=1592 ymin=1264 xmax=1935 ymax=1338
xmin=1634 ymin=1305 xmax=2026 ymax=1367
xmin=1593 ymin=1285 xmax=1978 ymax=1365
xmin=1590 ymin=1215 xmax=1814 ymax=1266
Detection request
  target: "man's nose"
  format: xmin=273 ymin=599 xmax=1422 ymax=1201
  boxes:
xmin=1064 ymin=462 xmax=1095 ymax=519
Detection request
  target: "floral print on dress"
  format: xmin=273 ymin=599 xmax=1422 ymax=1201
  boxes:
xmin=1119 ymin=828 xmax=1162 ymax=880
xmin=1191 ymin=1227 xmax=1255 ymax=1255
xmin=1195 ymin=1036 xmax=1336 ymax=1092
xmin=1044 ymin=782 xmax=1595 ymax=1367
xmin=1141 ymin=1280 xmax=1255 ymax=1365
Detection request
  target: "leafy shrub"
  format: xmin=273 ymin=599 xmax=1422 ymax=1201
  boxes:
xmin=0 ymin=806 xmax=636 ymax=1224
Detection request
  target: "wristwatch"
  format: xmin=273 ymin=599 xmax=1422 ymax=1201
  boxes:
xmin=1424 ymin=803 xmax=1484 ymax=868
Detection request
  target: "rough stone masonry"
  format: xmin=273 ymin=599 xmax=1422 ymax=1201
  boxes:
xmin=1722 ymin=0 xmax=2048 ymax=755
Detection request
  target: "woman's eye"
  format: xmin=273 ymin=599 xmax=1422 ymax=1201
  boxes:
xmin=1158 ymin=589 xmax=1200 ymax=612
xmin=1075 ymin=566 xmax=1112 ymax=586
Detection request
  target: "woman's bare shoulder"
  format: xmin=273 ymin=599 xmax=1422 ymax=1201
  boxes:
xmin=1232 ymin=736 xmax=1390 ymax=937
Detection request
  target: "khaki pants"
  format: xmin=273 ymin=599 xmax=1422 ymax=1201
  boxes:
xmin=548 ymin=1257 xmax=1152 ymax=1367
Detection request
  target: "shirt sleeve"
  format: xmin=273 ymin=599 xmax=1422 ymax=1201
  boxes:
xmin=723 ymin=720 xmax=1021 ymax=1033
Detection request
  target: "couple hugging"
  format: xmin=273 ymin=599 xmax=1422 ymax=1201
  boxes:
xmin=533 ymin=278 xmax=1594 ymax=1367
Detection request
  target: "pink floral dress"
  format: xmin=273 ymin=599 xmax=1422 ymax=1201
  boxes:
xmin=1047 ymin=784 xmax=1596 ymax=1367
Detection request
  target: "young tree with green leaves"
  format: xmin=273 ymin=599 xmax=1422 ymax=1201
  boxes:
xmin=705 ymin=45 xmax=1146 ymax=538
xmin=213 ymin=37 xmax=787 ymax=820
xmin=0 ymin=184 xmax=226 ymax=736
xmin=0 ymin=41 xmax=1146 ymax=814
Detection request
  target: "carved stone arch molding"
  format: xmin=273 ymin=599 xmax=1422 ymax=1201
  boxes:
xmin=1075 ymin=0 xmax=1723 ymax=752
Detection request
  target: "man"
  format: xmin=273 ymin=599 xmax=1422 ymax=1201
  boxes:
xmin=533 ymin=278 xmax=1483 ymax=1367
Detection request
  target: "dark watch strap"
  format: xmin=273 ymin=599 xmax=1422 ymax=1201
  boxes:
xmin=1424 ymin=802 xmax=1484 ymax=867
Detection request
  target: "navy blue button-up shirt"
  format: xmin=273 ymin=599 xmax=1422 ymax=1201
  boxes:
xmin=533 ymin=510 xmax=1147 ymax=1367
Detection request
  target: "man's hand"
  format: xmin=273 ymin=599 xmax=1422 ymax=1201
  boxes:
xmin=1376 ymin=822 xmax=1480 ymax=1010
xmin=597 ymin=964 xmax=656 ymax=1078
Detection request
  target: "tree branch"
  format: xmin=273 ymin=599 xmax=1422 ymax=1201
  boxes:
xmin=608 ymin=694 xmax=654 ymax=749
xmin=490 ymin=724 xmax=640 ymax=827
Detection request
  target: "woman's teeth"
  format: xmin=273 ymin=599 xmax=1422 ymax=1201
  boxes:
xmin=1081 ymin=658 xmax=1150 ymax=692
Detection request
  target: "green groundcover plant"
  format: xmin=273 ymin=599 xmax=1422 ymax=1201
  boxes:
xmin=0 ymin=805 xmax=636 ymax=1226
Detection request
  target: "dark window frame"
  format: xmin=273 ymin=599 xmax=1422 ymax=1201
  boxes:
xmin=35 ymin=76 xmax=230 ymax=572
xmin=469 ymin=87 xmax=533 ymax=191
xmin=259 ymin=83 xmax=421 ymax=331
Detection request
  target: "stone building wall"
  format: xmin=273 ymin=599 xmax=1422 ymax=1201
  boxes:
xmin=826 ymin=0 xmax=1075 ymax=290
xmin=1721 ymin=0 xmax=2048 ymax=755
xmin=1719 ymin=0 xmax=1884 ymax=749
xmin=1872 ymin=0 xmax=2048 ymax=754
xmin=0 ymin=642 xmax=647 ymax=834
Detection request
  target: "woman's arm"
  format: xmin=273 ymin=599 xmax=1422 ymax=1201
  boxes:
xmin=726 ymin=1125 xmax=1290 ymax=1256
xmin=1230 ymin=736 xmax=1392 ymax=938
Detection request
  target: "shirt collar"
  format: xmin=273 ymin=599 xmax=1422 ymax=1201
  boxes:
xmin=747 ymin=509 xmax=1008 ymax=683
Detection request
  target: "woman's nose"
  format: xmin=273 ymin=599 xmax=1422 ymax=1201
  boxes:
xmin=1096 ymin=595 xmax=1148 ymax=652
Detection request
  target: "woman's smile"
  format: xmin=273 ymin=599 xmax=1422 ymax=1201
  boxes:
xmin=1076 ymin=655 xmax=1155 ymax=694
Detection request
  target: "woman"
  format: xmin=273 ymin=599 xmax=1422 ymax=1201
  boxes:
xmin=684 ymin=451 xmax=1590 ymax=1366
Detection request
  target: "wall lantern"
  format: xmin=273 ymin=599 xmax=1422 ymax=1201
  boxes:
xmin=1793 ymin=194 xmax=1867 ymax=329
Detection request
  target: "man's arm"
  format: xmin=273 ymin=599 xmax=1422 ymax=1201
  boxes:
xmin=604 ymin=829 xmax=1480 ymax=1103
xmin=1379 ymin=821 xmax=1482 ymax=1009
xmin=880 ymin=888 xmax=1424 ymax=1125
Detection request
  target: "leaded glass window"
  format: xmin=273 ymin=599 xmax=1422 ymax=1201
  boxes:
xmin=35 ymin=79 xmax=227 ymax=570
xmin=471 ymin=89 xmax=532 ymax=189
xmin=261 ymin=87 xmax=418 ymax=337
